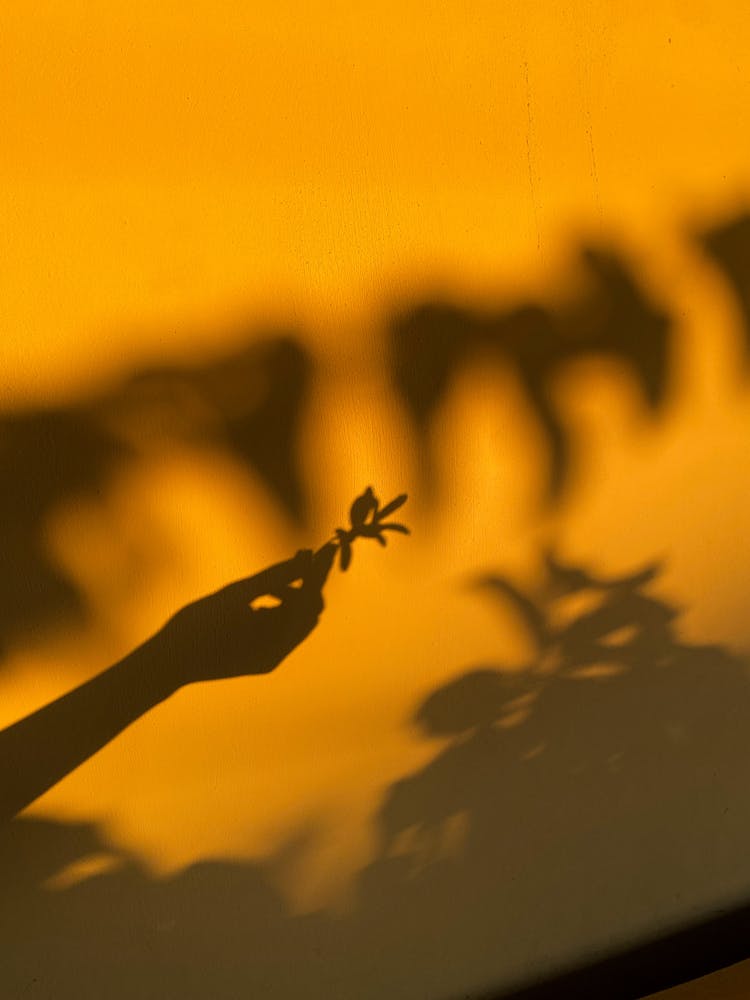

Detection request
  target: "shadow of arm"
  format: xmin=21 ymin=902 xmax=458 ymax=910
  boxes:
xmin=0 ymin=546 xmax=335 ymax=823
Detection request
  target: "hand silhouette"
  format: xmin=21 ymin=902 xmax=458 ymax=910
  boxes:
xmin=149 ymin=545 xmax=336 ymax=689
xmin=1 ymin=489 xmax=406 ymax=821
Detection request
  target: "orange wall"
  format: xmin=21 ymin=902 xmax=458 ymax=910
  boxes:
xmin=4 ymin=0 xmax=750 ymax=988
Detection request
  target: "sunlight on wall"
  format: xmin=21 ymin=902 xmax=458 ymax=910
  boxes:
xmin=3 ymin=0 xmax=750 ymax=920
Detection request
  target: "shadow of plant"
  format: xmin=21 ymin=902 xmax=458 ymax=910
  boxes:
xmin=4 ymin=555 xmax=750 ymax=999
xmin=0 ymin=335 xmax=312 ymax=660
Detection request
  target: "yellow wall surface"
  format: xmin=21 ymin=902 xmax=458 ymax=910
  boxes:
xmin=3 ymin=3 xmax=750 ymax=997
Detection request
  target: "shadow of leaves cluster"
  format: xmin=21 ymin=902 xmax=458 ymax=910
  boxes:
xmin=0 ymin=336 xmax=312 ymax=661
xmin=6 ymin=215 xmax=750 ymax=663
xmin=4 ymin=556 xmax=750 ymax=999
xmin=7 ymin=211 xmax=750 ymax=995
xmin=389 ymin=247 xmax=673 ymax=502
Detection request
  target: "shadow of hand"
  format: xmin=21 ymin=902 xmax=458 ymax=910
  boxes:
xmin=149 ymin=548 xmax=333 ymax=688
xmin=0 ymin=547 xmax=337 ymax=822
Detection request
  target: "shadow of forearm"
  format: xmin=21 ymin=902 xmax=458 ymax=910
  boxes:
xmin=0 ymin=643 xmax=174 ymax=823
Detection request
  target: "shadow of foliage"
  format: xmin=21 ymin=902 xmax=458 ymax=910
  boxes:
xmin=7 ymin=210 xmax=750 ymax=995
xmin=700 ymin=212 xmax=750 ymax=362
xmin=4 ymin=556 xmax=750 ymax=999
xmin=0 ymin=335 xmax=312 ymax=660
xmin=389 ymin=246 xmax=672 ymax=501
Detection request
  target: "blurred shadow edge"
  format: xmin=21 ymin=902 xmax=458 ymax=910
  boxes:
xmin=388 ymin=243 xmax=673 ymax=506
xmin=0 ymin=331 xmax=313 ymax=661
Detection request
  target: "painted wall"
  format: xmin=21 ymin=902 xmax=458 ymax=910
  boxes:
xmin=3 ymin=2 xmax=750 ymax=996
